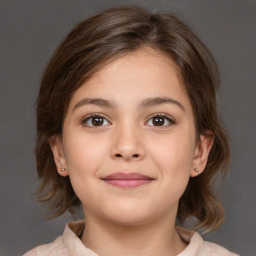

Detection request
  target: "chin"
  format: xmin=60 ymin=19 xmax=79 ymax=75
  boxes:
xmin=99 ymin=203 xmax=159 ymax=227
xmin=108 ymin=214 xmax=153 ymax=227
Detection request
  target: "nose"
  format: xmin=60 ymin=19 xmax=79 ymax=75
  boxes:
xmin=110 ymin=123 xmax=145 ymax=161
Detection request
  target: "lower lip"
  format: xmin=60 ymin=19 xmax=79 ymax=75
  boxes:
xmin=103 ymin=179 xmax=153 ymax=188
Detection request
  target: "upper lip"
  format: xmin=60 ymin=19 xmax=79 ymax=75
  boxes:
xmin=102 ymin=172 xmax=154 ymax=180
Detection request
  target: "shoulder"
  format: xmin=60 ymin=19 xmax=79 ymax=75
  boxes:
xmin=198 ymin=241 xmax=240 ymax=256
xmin=23 ymin=220 xmax=97 ymax=256
xmin=176 ymin=226 xmax=239 ymax=256
xmin=23 ymin=221 xmax=85 ymax=256
xmin=23 ymin=236 xmax=69 ymax=256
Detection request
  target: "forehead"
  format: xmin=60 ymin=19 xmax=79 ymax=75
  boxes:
xmin=68 ymin=47 xmax=190 ymax=111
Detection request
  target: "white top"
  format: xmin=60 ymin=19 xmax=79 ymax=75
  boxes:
xmin=24 ymin=220 xmax=239 ymax=256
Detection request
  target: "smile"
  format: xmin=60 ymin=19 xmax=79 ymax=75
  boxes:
xmin=101 ymin=172 xmax=154 ymax=188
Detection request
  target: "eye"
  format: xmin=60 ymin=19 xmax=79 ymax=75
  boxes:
xmin=146 ymin=114 xmax=175 ymax=127
xmin=82 ymin=114 xmax=110 ymax=127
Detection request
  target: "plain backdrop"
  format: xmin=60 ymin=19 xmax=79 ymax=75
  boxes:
xmin=0 ymin=0 xmax=255 ymax=255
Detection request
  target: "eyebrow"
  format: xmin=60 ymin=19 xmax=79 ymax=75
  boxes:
xmin=73 ymin=98 xmax=117 ymax=111
xmin=73 ymin=96 xmax=185 ymax=112
xmin=138 ymin=97 xmax=185 ymax=112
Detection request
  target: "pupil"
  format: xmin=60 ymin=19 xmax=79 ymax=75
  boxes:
xmin=153 ymin=117 xmax=164 ymax=126
xmin=92 ymin=117 xmax=103 ymax=126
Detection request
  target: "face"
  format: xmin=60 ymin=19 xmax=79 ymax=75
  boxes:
xmin=50 ymin=47 xmax=213 ymax=226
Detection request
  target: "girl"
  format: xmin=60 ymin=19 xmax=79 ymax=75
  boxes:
xmin=25 ymin=6 xmax=239 ymax=256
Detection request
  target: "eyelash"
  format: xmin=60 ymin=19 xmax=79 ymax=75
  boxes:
xmin=82 ymin=113 xmax=175 ymax=127
xmin=82 ymin=113 xmax=111 ymax=127
xmin=146 ymin=113 xmax=175 ymax=127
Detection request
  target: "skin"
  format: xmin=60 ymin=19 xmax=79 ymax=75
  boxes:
xmin=50 ymin=47 xmax=213 ymax=256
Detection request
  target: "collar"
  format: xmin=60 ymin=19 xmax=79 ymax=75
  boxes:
xmin=63 ymin=220 xmax=204 ymax=256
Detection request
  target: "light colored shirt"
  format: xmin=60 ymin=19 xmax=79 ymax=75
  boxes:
xmin=24 ymin=220 xmax=239 ymax=256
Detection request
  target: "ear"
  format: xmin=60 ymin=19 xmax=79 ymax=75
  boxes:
xmin=48 ymin=135 xmax=69 ymax=177
xmin=191 ymin=132 xmax=214 ymax=177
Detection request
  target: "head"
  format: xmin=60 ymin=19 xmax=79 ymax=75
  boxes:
xmin=36 ymin=6 xmax=230 ymax=231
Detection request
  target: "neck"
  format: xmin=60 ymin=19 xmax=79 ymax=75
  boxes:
xmin=81 ymin=210 xmax=187 ymax=256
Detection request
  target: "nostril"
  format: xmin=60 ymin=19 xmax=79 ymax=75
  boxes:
xmin=114 ymin=153 xmax=140 ymax=158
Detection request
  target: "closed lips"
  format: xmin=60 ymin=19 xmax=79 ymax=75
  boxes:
xmin=102 ymin=172 xmax=154 ymax=188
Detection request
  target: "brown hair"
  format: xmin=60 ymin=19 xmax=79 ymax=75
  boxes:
xmin=35 ymin=6 xmax=230 ymax=232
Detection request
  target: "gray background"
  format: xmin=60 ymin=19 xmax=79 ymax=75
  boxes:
xmin=0 ymin=0 xmax=255 ymax=255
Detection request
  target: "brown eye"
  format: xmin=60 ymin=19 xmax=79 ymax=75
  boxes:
xmin=92 ymin=116 xmax=104 ymax=126
xmin=83 ymin=114 xmax=110 ymax=127
xmin=152 ymin=116 xmax=164 ymax=126
xmin=146 ymin=114 xmax=175 ymax=127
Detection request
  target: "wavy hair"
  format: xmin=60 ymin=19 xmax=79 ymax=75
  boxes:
xmin=35 ymin=6 xmax=230 ymax=232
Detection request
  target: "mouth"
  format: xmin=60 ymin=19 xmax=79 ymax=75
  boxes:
xmin=101 ymin=172 xmax=154 ymax=188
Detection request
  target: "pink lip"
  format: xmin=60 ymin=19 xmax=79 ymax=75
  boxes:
xmin=102 ymin=172 xmax=154 ymax=188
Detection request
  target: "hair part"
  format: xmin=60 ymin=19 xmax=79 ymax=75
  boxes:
xmin=36 ymin=6 xmax=230 ymax=231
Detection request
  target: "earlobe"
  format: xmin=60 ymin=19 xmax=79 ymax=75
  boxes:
xmin=191 ymin=132 xmax=214 ymax=177
xmin=48 ymin=135 xmax=68 ymax=177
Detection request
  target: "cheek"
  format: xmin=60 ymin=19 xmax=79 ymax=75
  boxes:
xmin=63 ymin=131 xmax=108 ymax=177
xmin=62 ymin=132 xmax=108 ymax=203
xmin=151 ymin=131 xmax=195 ymax=168
xmin=149 ymin=129 xmax=195 ymax=189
